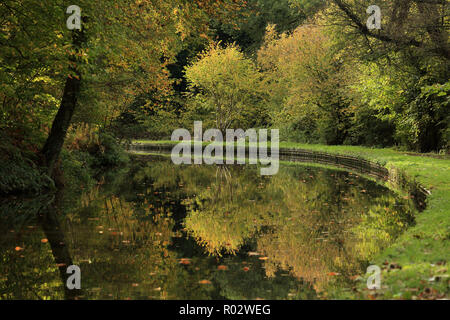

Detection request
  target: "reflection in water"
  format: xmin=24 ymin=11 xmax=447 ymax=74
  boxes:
xmin=0 ymin=195 xmax=82 ymax=299
xmin=38 ymin=199 xmax=83 ymax=300
xmin=0 ymin=157 xmax=415 ymax=299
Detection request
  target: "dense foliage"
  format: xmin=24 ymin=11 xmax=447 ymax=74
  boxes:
xmin=1 ymin=0 xmax=448 ymax=194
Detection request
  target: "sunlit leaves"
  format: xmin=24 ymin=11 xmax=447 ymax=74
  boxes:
xmin=257 ymin=24 xmax=354 ymax=144
xmin=184 ymin=42 xmax=264 ymax=131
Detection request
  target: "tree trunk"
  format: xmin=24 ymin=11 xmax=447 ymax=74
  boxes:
xmin=42 ymin=76 xmax=81 ymax=175
xmin=42 ymin=28 xmax=86 ymax=175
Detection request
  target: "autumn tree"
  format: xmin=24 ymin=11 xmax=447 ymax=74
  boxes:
xmin=184 ymin=43 xmax=264 ymax=132
xmin=41 ymin=0 xmax=193 ymax=173
xmin=1 ymin=0 xmax=252 ymax=176
xmin=258 ymin=25 xmax=354 ymax=144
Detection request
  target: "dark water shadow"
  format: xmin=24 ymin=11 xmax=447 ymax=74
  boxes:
xmin=0 ymin=193 xmax=82 ymax=300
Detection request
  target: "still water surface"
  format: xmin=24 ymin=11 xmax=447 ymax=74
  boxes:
xmin=0 ymin=156 xmax=415 ymax=299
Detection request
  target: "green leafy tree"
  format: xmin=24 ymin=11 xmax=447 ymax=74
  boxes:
xmin=323 ymin=0 xmax=449 ymax=151
xmin=185 ymin=43 xmax=265 ymax=131
xmin=258 ymin=24 xmax=354 ymax=144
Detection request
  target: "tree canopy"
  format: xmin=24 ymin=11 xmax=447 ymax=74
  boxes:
xmin=0 ymin=0 xmax=448 ymax=194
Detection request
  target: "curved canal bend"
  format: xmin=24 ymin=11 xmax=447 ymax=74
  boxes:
xmin=0 ymin=146 xmax=424 ymax=299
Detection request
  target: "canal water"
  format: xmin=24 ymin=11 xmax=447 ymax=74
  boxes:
xmin=0 ymin=156 xmax=415 ymax=299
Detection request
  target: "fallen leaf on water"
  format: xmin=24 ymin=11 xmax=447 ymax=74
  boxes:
xmin=217 ymin=265 xmax=228 ymax=271
xmin=132 ymin=283 xmax=139 ymax=287
xmin=15 ymin=246 xmax=23 ymax=251
xmin=199 ymin=280 xmax=212 ymax=285
xmin=41 ymin=239 xmax=48 ymax=243
xmin=243 ymin=267 xmax=250 ymax=272
xmin=179 ymin=258 xmax=191 ymax=265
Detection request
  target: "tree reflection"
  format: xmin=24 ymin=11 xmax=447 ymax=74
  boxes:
xmin=0 ymin=158 xmax=415 ymax=299
xmin=181 ymin=164 xmax=414 ymax=292
xmin=0 ymin=195 xmax=81 ymax=299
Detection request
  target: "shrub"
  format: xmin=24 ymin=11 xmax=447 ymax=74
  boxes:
xmin=0 ymin=133 xmax=53 ymax=195
xmin=65 ymin=124 xmax=129 ymax=169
